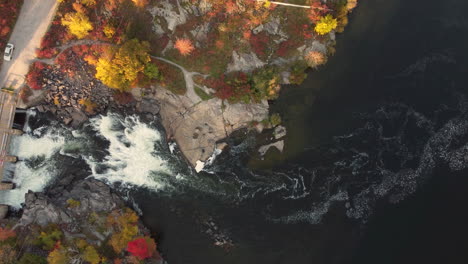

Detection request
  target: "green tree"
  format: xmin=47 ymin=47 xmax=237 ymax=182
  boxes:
xmin=17 ymin=253 xmax=47 ymax=264
xmin=95 ymin=39 xmax=152 ymax=91
xmin=144 ymin=63 xmax=160 ymax=80
xmin=314 ymin=14 xmax=338 ymax=35
xmin=61 ymin=12 xmax=93 ymax=39
xmin=35 ymin=228 xmax=62 ymax=250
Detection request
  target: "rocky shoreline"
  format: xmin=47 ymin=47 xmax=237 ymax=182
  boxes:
xmin=0 ymin=178 xmax=165 ymax=263
xmin=25 ymin=60 xmax=270 ymax=169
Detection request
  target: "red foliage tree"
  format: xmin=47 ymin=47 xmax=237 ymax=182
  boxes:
xmin=127 ymin=238 xmax=152 ymax=260
xmin=249 ymin=32 xmax=269 ymax=57
xmin=26 ymin=62 xmax=48 ymax=90
xmin=308 ymin=1 xmax=329 ymax=22
xmin=0 ymin=0 xmax=22 ymax=50
xmin=0 ymin=227 xmax=16 ymax=241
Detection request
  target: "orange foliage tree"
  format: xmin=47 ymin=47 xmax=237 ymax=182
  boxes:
xmin=132 ymin=0 xmax=149 ymax=7
xmin=174 ymin=38 xmax=195 ymax=56
xmin=0 ymin=227 xmax=16 ymax=241
xmin=305 ymin=51 xmax=327 ymax=67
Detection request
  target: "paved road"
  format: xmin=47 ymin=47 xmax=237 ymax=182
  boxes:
xmin=0 ymin=0 xmax=58 ymax=90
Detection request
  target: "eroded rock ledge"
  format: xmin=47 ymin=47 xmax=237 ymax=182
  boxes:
xmin=150 ymin=87 xmax=268 ymax=167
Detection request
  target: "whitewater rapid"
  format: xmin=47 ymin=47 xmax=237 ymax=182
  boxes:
xmin=3 ymin=99 xmax=467 ymax=225
xmin=0 ymin=112 xmax=177 ymax=208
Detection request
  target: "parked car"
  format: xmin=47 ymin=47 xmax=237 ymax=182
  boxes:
xmin=3 ymin=43 xmax=14 ymax=61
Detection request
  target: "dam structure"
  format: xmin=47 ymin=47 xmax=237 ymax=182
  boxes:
xmin=0 ymin=89 xmax=26 ymax=218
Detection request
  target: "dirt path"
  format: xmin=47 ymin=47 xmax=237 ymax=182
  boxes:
xmin=152 ymin=56 xmax=203 ymax=103
xmin=0 ymin=0 xmax=58 ymax=92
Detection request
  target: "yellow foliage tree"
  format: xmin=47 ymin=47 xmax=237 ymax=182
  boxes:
xmin=347 ymin=0 xmax=358 ymax=10
xmin=83 ymin=245 xmax=101 ymax=264
xmin=61 ymin=12 xmax=93 ymax=39
xmin=103 ymin=24 xmax=116 ymax=39
xmin=81 ymin=0 xmax=97 ymax=7
xmin=47 ymin=247 xmax=69 ymax=264
xmin=107 ymin=208 xmax=140 ymax=253
xmin=314 ymin=14 xmax=338 ymax=35
xmin=95 ymin=39 xmax=151 ymax=91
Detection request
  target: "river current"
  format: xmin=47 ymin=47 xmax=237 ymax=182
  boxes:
xmin=1 ymin=0 xmax=468 ymax=262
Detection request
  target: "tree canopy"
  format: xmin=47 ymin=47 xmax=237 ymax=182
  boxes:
xmin=61 ymin=12 xmax=93 ymax=39
xmin=314 ymin=14 xmax=338 ymax=35
xmin=95 ymin=39 xmax=152 ymax=91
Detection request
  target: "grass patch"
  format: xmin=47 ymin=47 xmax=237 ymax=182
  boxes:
xmin=153 ymin=59 xmax=186 ymax=95
xmin=194 ymin=86 xmax=213 ymax=101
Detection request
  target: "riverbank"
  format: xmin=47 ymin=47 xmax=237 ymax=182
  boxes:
xmin=0 ymin=178 xmax=164 ymax=263
xmin=19 ymin=0 xmax=358 ymax=169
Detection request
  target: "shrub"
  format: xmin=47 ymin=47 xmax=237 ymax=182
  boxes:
xmin=269 ymin=113 xmax=281 ymax=126
xmin=66 ymin=198 xmax=81 ymax=208
xmin=78 ymin=98 xmax=98 ymax=114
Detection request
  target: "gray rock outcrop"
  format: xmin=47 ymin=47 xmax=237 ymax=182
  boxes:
xmin=17 ymin=179 xmax=123 ymax=228
xmin=154 ymin=87 xmax=268 ymax=167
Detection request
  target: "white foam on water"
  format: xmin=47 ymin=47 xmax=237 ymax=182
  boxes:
xmin=0 ymin=130 xmax=66 ymax=208
xmin=85 ymin=113 xmax=174 ymax=190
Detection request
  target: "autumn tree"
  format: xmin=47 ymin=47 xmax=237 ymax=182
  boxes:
xmin=0 ymin=227 xmax=16 ymax=241
xmin=47 ymin=246 xmax=69 ymax=264
xmin=305 ymin=51 xmax=327 ymax=67
xmin=0 ymin=245 xmax=17 ymax=264
xmin=132 ymin=0 xmax=149 ymax=7
xmin=82 ymin=245 xmax=101 ymax=264
xmin=107 ymin=208 xmax=140 ymax=253
xmin=174 ymin=38 xmax=195 ymax=56
xmin=103 ymin=24 xmax=116 ymax=38
xmin=61 ymin=12 xmax=93 ymax=39
xmin=308 ymin=1 xmax=329 ymax=22
xmin=314 ymin=14 xmax=338 ymax=35
xmin=95 ymin=39 xmax=152 ymax=91
xmin=347 ymin=0 xmax=358 ymax=10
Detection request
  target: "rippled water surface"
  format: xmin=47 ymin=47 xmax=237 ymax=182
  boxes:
xmin=2 ymin=0 xmax=468 ymax=262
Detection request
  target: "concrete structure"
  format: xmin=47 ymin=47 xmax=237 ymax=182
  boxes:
xmin=0 ymin=90 xmax=24 ymax=218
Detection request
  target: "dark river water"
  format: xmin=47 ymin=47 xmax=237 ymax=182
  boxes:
xmin=137 ymin=0 xmax=468 ymax=262
xmin=5 ymin=0 xmax=468 ymax=263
